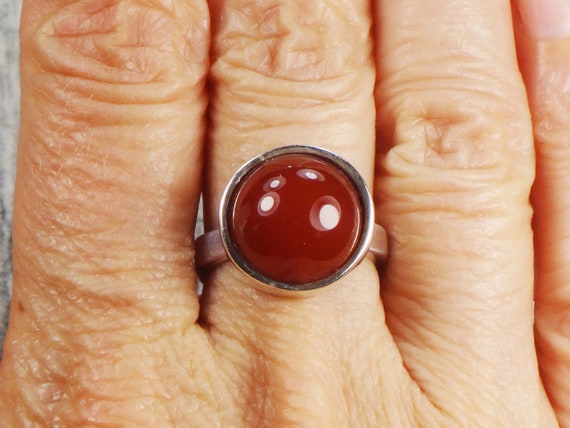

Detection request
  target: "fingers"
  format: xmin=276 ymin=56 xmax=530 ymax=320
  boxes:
xmin=14 ymin=0 xmax=209 ymax=306
xmin=514 ymin=0 xmax=570 ymax=424
xmin=201 ymin=1 xmax=415 ymax=425
xmin=204 ymin=3 xmax=377 ymax=297
xmin=205 ymin=0 xmax=377 ymax=200
xmin=374 ymin=0 xmax=555 ymax=423
xmin=2 ymin=0 xmax=210 ymax=423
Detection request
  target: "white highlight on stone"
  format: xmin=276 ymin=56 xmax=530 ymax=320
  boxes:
xmin=259 ymin=195 xmax=275 ymax=213
xmin=297 ymin=169 xmax=324 ymax=182
xmin=319 ymin=204 xmax=340 ymax=230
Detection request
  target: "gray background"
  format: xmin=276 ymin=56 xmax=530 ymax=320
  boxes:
xmin=0 ymin=0 xmax=20 ymax=354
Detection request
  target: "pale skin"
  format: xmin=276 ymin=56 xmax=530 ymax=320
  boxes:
xmin=1 ymin=0 xmax=570 ymax=426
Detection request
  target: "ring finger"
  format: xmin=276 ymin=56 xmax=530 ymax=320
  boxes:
xmin=199 ymin=0 xmax=396 ymax=425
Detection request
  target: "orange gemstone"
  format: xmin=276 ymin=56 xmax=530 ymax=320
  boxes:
xmin=226 ymin=152 xmax=363 ymax=286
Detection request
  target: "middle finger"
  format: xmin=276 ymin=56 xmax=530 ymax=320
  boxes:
xmin=374 ymin=0 xmax=553 ymax=423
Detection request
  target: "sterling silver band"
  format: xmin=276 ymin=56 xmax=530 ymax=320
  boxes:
xmin=194 ymin=145 xmax=389 ymax=293
xmin=195 ymin=222 xmax=388 ymax=271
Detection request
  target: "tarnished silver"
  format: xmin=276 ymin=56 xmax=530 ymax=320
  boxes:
xmin=195 ymin=146 xmax=388 ymax=294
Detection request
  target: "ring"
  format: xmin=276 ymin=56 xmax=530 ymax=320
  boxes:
xmin=195 ymin=145 xmax=388 ymax=294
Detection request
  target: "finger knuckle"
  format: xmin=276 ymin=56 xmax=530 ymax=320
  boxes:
xmin=212 ymin=0 xmax=372 ymax=94
xmin=23 ymin=0 xmax=209 ymax=103
xmin=378 ymin=73 xmax=534 ymax=217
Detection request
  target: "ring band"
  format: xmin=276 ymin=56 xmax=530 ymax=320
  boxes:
xmin=195 ymin=146 xmax=388 ymax=293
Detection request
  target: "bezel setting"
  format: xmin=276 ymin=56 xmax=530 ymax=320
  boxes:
xmin=217 ymin=145 xmax=375 ymax=293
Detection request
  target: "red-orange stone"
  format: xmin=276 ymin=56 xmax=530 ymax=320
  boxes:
xmin=227 ymin=153 xmax=363 ymax=286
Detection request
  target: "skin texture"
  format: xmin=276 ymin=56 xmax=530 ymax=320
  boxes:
xmin=0 ymin=0 xmax=569 ymax=426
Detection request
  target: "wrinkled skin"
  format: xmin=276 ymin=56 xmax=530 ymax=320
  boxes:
xmin=1 ymin=0 xmax=570 ymax=426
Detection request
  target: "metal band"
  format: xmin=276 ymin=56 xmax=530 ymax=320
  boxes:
xmin=195 ymin=223 xmax=388 ymax=271
xmin=194 ymin=145 xmax=389 ymax=292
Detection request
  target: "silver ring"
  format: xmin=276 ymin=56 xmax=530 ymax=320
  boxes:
xmin=195 ymin=145 xmax=387 ymax=294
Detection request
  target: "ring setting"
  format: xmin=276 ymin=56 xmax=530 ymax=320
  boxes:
xmin=195 ymin=146 xmax=387 ymax=294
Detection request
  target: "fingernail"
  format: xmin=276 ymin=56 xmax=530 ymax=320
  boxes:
xmin=518 ymin=0 xmax=570 ymax=38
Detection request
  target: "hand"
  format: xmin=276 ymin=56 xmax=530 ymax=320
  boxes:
xmin=2 ymin=0 xmax=569 ymax=426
